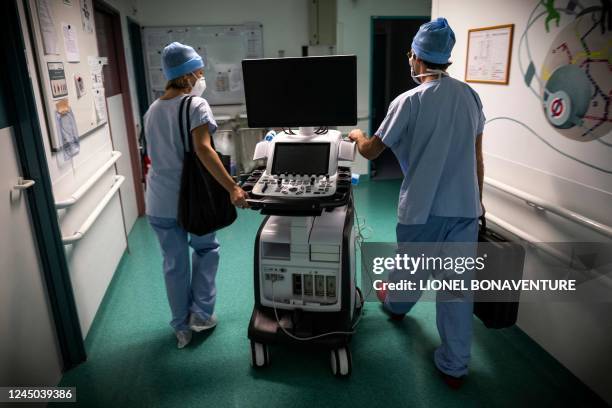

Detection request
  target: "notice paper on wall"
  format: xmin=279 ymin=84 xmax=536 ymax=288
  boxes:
xmin=88 ymin=56 xmax=107 ymax=89
xmin=62 ymin=22 xmax=80 ymax=62
xmin=74 ymin=73 xmax=86 ymax=97
xmin=229 ymin=65 xmax=243 ymax=92
xmin=93 ymin=88 xmax=107 ymax=123
xmin=465 ymin=24 xmax=514 ymax=84
xmin=47 ymin=62 xmax=68 ymax=99
xmin=37 ymin=0 xmax=59 ymax=55
xmin=211 ymin=64 xmax=243 ymax=93
xmin=79 ymin=0 xmax=94 ymax=34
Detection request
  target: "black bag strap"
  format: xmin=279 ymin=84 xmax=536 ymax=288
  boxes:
xmin=178 ymin=95 xmax=216 ymax=153
xmin=178 ymin=95 xmax=193 ymax=153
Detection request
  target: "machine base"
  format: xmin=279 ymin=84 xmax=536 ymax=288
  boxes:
xmin=247 ymin=287 xmax=363 ymax=377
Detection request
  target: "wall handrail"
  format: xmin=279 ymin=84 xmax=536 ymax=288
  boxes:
xmin=62 ymin=175 xmax=125 ymax=245
xmin=55 ymin=151 xmax=122 ymax=209
xmin=485 ymin=212 xmax=572 ymax=262
xmin=484 ymin=176 xmax=612 ymax=239
xmin=485 ymin=212 xmax=612 ymax=288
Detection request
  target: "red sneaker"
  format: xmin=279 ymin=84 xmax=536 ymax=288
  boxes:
xmin=436 ymin=367 xmax=465 ymax=389
xmin=376 ymin=286 xmax=387 ymax=303
xmin=376 ymin=283 xmax=406 ymax=321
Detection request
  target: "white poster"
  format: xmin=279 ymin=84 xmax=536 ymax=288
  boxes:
xmin=229 ymin=65 xmax=243 ymax=92
xmin=62 ymin=23 xmax=80 ymax=62
xmin=47 ymin=62 xmax=68 ymax=99
xmin=37 ymin=0 xmax=59 ymax=55
xmin=93 ymin=88 xmax=107 ymax=123
xmin=79 ymin=0 xmax=94 ymax=34
xmin=465 ymin=25 xmax=514 ymax=84
xmin=88 ymin=56 xmax=106 ymax=89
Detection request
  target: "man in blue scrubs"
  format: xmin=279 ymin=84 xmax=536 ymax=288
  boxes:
xmin=349 ymin=17 xmax=485 ymax=388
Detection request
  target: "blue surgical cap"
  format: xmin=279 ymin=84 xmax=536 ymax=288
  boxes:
xmin=161 ymin=42 xmax=205 ymax=80
xmin=411 ymin=17 xmax=456 ymax=64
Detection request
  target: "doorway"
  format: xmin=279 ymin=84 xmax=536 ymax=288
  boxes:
xmin=94 ymin=1 xmax=144 ymax=228
xmin=127 ymin=17 xmax=149 ymax=123
xmin=370 ymin=16 xmax=429 ymax=180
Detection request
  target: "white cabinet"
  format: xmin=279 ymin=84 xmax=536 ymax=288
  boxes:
xmin=309 ymin=0 xmax=337 ymax=46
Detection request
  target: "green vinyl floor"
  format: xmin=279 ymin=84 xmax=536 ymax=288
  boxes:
xmin=58 ymin=179 xmax=607 ymax=408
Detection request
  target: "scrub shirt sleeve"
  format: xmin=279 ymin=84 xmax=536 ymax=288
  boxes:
xmin=470 ymin=88 xmax=486 ymax=135
xmin=374 ymin=96 xmax=410 ymax=149
xmin=189 ymin=97 xmax=218 ymax=135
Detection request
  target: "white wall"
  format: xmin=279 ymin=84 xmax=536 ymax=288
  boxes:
xmin=432 ymin=0 xmax=612 ymax=403
xmin=22 ymin=0 xmax=142 ymax=337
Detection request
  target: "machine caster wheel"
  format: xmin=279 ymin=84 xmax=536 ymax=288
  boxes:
xmin=330 ymin=347 xmax=352 ymax=377
xmin=250 ymin=341 xmax=270 ymax=368
xmin=355 ymin=287 xmax=364 ymax=310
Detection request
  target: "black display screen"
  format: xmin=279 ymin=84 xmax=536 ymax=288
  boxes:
xmin=242 ymin=55 xmax=357 ymax=127
xmin=271 ymin=143 xmax=330 ymax=175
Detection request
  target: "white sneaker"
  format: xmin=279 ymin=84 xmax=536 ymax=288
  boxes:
xmin=176 ymin=330 xmax=192 ymax=349
xmin=189 ymin=313 xmax=218 ymax=332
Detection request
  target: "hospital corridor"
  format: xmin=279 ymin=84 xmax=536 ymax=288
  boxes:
xmin=1 ymin=0 xmax=611 ymax=407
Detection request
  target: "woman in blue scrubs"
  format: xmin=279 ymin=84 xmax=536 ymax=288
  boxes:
xmin=144 ymin=42 xmax=249 ymax=349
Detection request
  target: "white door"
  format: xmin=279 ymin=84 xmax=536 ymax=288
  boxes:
xmin=0 ymin=125 xmax=63 ymax=386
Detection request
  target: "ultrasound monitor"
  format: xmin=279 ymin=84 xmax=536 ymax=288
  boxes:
xmin=271 ymin=143 xmax=330 ymax=175
xmin=242 ymin=56 xmax=357 ymax=128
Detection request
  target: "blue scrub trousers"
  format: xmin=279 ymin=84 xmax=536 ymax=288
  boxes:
xmin=148 ymin=216 xmax=220 ymax=332
xmin=384 ymin=216 xmax=478 ymax=378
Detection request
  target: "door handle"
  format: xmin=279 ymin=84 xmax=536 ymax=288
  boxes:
xmin=13 ymin=177 xmax=36 ymax=190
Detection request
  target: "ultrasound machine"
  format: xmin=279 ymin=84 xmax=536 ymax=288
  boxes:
xmin=240 ymin=55 xmax=362 ymax=377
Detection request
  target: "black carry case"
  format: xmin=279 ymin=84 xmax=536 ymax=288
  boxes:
xmin=474 ymin=216 xmax=525 ymax=329
xmin=177 ymin=95 xmax=237 ymax=236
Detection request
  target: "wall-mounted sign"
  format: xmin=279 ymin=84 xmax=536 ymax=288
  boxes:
xmin=465 ymin=24 xmax=514 ymax=85
xmin=47 ymin=61 xmax=68 ymax=98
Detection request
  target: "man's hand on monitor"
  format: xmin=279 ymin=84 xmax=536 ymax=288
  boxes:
xmin=348 ymin=129 xmax=386 ymax=160
xmin=348 ymin=129 xmax=366 ymax=143
xmin=231 ymin=185 xmax=250 ymax=209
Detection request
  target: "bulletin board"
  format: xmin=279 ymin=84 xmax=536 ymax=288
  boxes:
xmin=142 ymin=23 xmax=264 ymax=106
xmin=465 ymin=24 xmax=514 ymax=84
xmin=29 ymin=0 xmax=108 ymax=151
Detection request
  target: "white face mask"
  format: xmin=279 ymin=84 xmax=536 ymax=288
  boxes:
xmin=189 ymin=73 xmax=207 ymax=96
xmin=409 ymin=57 xmax=448 ymax=84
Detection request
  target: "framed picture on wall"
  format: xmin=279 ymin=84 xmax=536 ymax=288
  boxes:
xmin=465 ymin=24 xmax=514 ymax=85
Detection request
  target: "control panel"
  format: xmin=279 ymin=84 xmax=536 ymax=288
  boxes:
xmin=251 ymin=173 xmax=338 ymax=197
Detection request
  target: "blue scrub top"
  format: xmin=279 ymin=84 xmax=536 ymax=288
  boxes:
xmin=376 ymin=76 xmax=485 ymax=225
xmin=144 ymin=95 xmax=217 ymax=218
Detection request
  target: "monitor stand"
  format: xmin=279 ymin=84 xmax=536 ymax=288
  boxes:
xmin=297 ymin=127 xmax=315 ymax=137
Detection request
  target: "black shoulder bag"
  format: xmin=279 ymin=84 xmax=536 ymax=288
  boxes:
xmin=177 ymin=95 xmax=237 ymax=235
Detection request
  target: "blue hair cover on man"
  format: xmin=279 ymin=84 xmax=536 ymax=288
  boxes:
xmin=411 ymin=17 xmax=456 ymax=64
